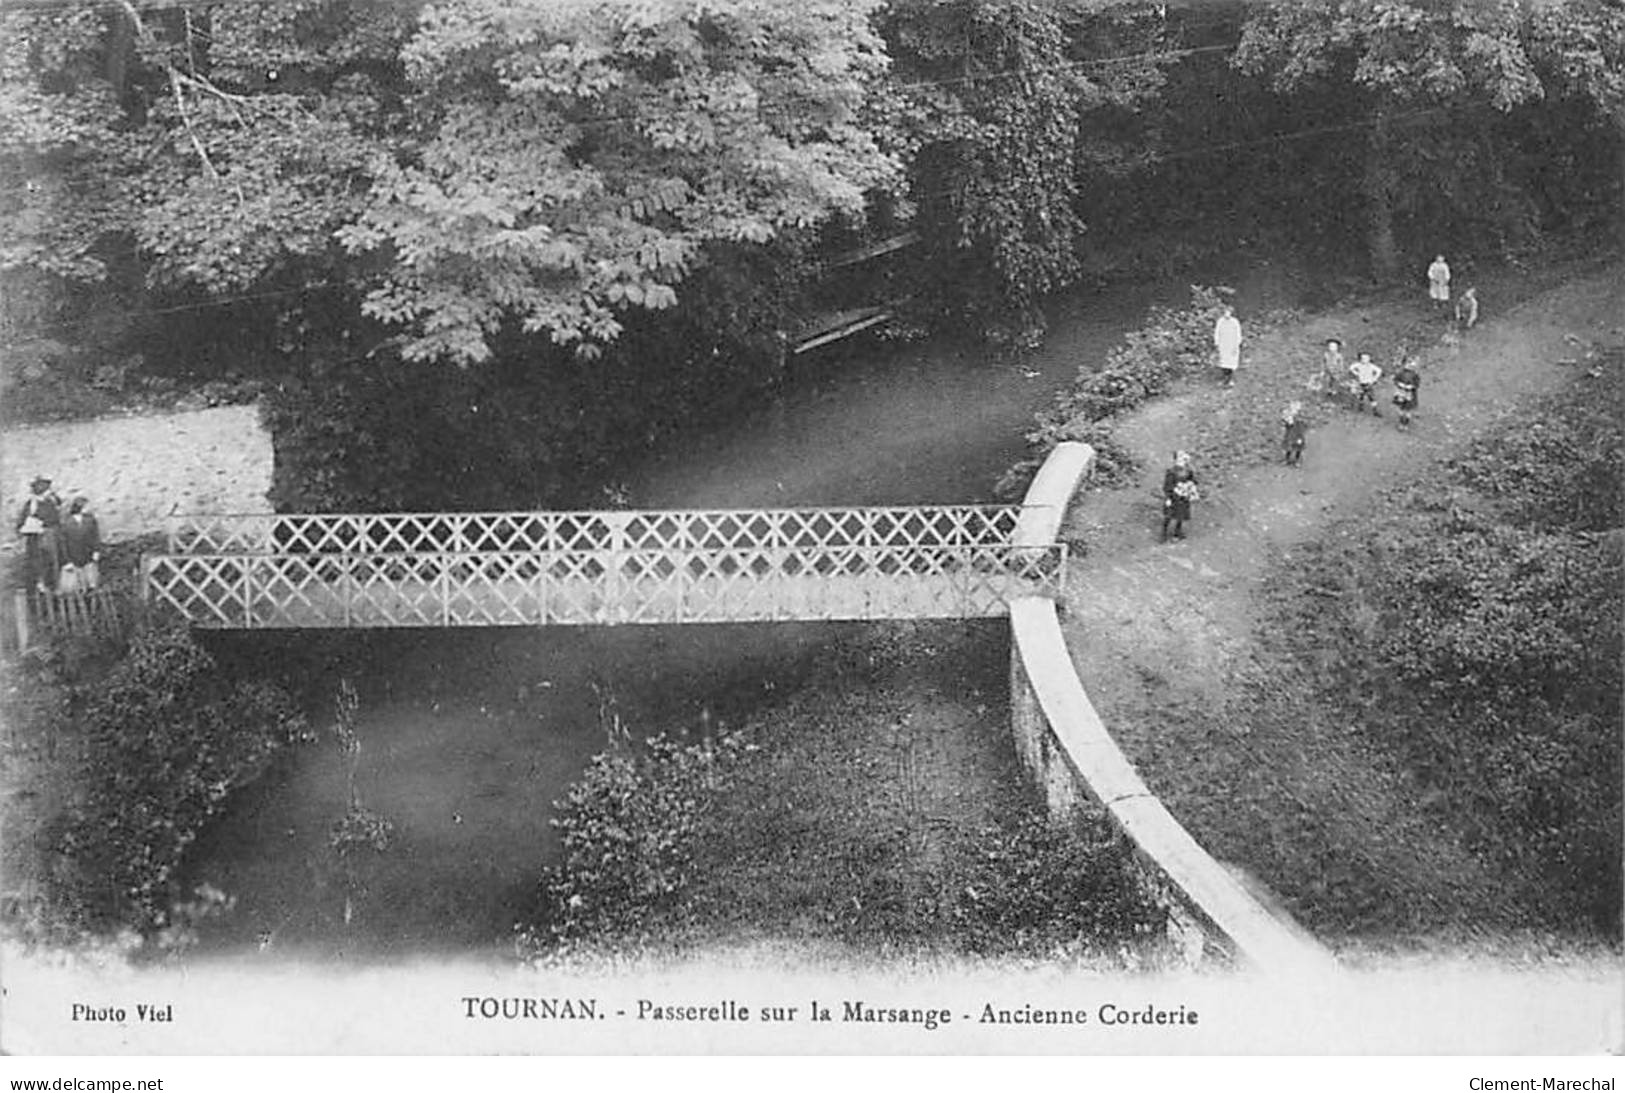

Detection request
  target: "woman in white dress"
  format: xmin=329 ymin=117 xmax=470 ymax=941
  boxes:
xmin=1213 ymin=305 xmax=1241 ymax=387
xmin=1427 ymin=255 xmax=1451 ymax=312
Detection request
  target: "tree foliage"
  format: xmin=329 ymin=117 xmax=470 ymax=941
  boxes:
xmin=0 ymin=0 xmax=408 ymax=294
xmin=1234 ymin=0 xmax=1619 ymax=276
xmin=876 ymin=0 xmax=1166 ymax=321
xmin=340 ymin=0 xmax=898 ymax=362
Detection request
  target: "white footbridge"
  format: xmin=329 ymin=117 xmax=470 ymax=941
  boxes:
xmin=143 ymin=506 xmax=1064 ymax=628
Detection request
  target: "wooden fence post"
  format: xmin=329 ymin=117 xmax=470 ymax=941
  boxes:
xmin=13 ymin=589 xmax=29 ymax=653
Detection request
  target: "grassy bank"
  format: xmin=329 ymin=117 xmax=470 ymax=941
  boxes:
xmin=1256 ymin=361 xmax=1622 ymax=941
xmin=525 ymin=621 xmax=1175 ymax=968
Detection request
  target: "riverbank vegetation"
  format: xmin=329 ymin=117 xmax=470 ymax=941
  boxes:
xmin=2 ymin=624 xmax=308 ymax=954
xmin=1000 ymin=284 xmax=1306 ymax=491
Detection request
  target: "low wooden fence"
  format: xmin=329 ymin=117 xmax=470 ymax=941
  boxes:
xmin=12 ymin=586 xmax=132 ymax=651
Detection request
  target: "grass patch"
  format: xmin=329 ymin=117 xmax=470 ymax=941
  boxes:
xmin=522 ymin=622 xmax=1170 ymax=966
xmin=1256 ymin=358 xmax=1623 ymax=940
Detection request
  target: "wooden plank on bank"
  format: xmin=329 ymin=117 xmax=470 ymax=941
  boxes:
xmin=822 ymin=231 xmax=920 ymax=271
xmin=790 ymin=307 xmax=894 ymax=355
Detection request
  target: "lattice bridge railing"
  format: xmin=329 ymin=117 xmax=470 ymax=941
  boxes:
xmin=145 ymin=506 xmax=1064 ymax=628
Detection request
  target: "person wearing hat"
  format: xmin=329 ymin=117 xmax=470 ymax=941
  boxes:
xmin=15 ymin=476 xmax=62 ymax=593
xmin=58 ymin=496 xmax=102 ymax=593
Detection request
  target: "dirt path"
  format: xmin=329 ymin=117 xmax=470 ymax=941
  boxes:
xmin=1054 ymin=262 xmax=1624 ymax=946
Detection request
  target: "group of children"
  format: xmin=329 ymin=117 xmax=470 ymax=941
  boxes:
xmin=1283 ymin=339 xmax=1423 ymax=466
xmin=1313 ymin=338 xmax=1424 ymax=423
xmin=1277 ymin=256 xmax=1482 ymax=468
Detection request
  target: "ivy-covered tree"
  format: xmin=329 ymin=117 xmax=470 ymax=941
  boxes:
xmin=340 ymin=0 xmax=899 ymax=363
xmin=875 ymin=0 xmax=1167 ymax=328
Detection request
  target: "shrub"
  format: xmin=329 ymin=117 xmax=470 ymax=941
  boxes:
xmin=1004 ymin=285 xmax=1235 ymax=493
xmin=528 ymin=733 xmax=744 ymax=948
xmin=58 ymin=624 xmax=310 ymax=930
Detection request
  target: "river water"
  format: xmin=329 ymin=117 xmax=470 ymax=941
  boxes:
xmin=187 ymin=259 xmax=1300 ymax=959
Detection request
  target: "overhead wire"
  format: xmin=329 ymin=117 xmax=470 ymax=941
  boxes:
xmin=2 ymin=0 xmax=1242 ymax=93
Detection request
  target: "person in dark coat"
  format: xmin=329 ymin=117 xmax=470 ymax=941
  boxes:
xmin=1281 ymin=401 xmax=1308 ymax=466
xmin=59 ymin=496 xmax=101 ymax=591
xmin=1391 ymin=358 xmax=1421 ymax=428
xmin=15 ymin=475 xmax=61 ymax=592
xmin=1161 ymin=450 xmax=1199 ymax=542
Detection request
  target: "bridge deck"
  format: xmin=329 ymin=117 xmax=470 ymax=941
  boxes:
xmin=145 ymin=506 xmax=1064 ymax=628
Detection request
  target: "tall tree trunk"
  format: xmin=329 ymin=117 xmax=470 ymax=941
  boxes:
xmin=1364 ymin=101 xmax=1401 ymax=282
xmin=105 ymin=8 xmax=133 ymax=102
xmin=1615 ymin=114 xmax=1625 ymax=254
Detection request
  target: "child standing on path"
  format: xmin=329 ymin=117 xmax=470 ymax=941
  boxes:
xmin=1161 ymin=450 xmax=1199 ymax=541
xmin=1214 ymin=305 xmax=1242 ymax=387
xmin=1455 ymin=287 xmax=1479 ymax=330
xmin=1391 ymin=358 xmax=1421 ymax=428
xmin=1281 ymin=401 xmax=1308 ymax=465
xmin=1320 ymin=338 xmax=1345 ymax=399
xmin=1349 ymin=352 xmax=1384 ymax=416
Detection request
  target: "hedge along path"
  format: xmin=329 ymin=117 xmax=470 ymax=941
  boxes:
xmin=1053 ymin=265 xmax=1624 ymax=942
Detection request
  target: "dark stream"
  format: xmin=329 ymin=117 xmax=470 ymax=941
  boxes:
xmin=187 ymin=257 xmax=1304 ymax=960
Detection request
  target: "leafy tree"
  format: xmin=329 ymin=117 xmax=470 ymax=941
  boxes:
xmin=0 ymin=0 xmax=412 ymax=397
xmin=1234 ymin=0 xmax=1553 ymax=278
xmin=1526 ymin=0 xmax=1625 ymax=246
xmin=0 ymin=0 xmax=409 ymax=296
xmin=340 ymin=0 xmax=899 ymax=363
